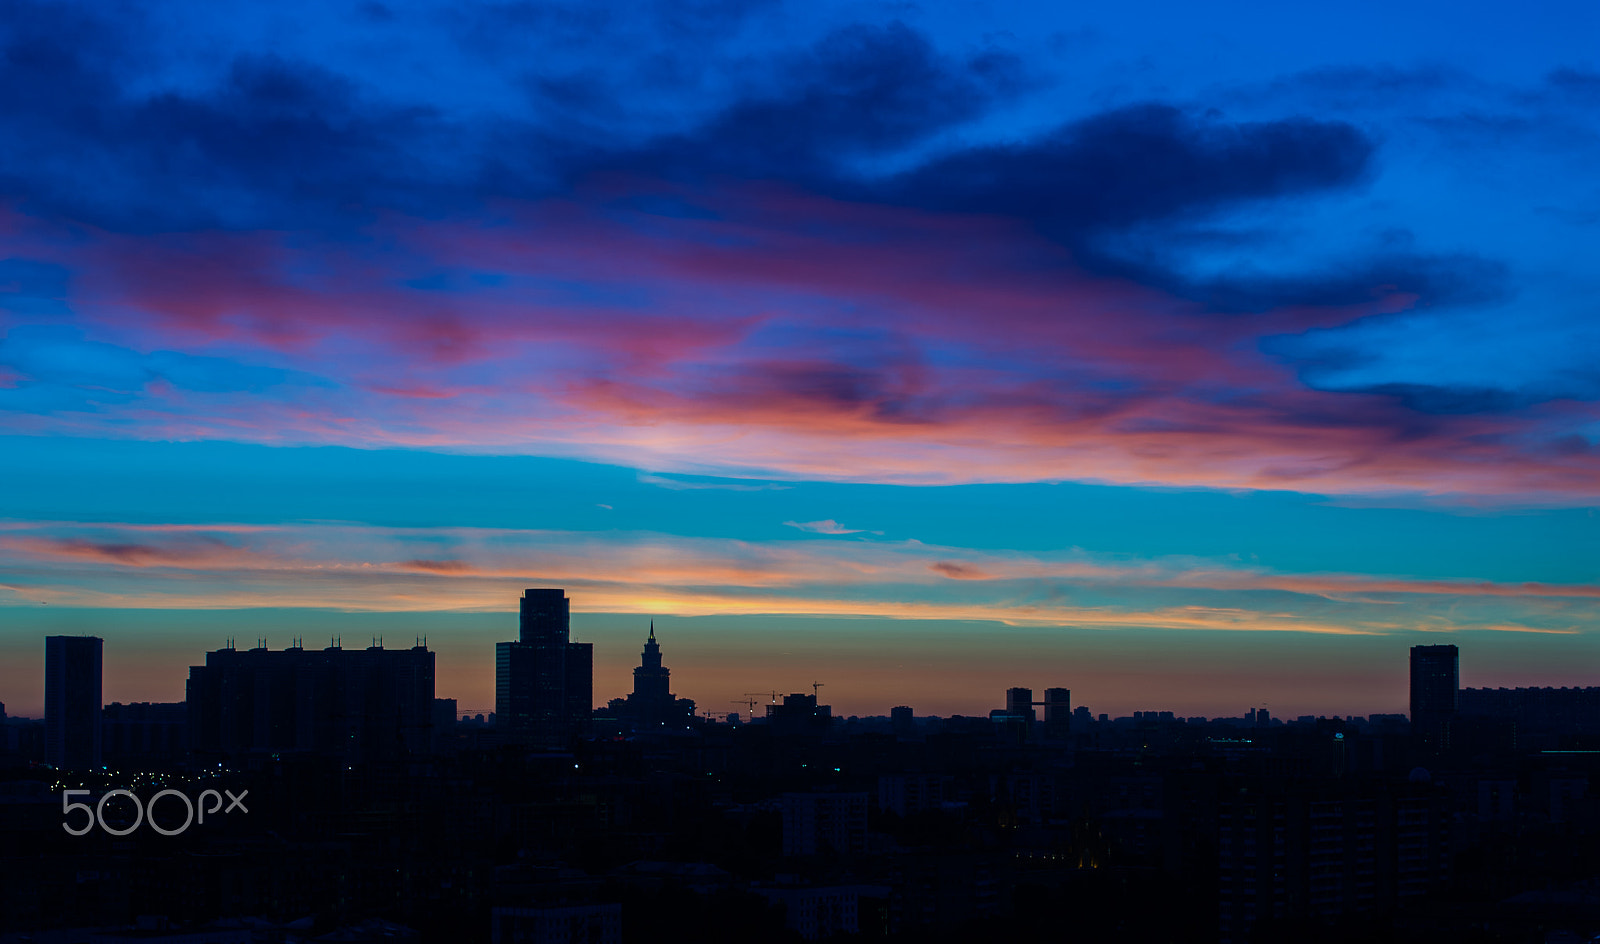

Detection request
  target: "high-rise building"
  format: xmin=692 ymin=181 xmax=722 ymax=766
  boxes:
xmin=1410 ymin=644 xmax=1459 ymax=755
xmin=1043 ymin=688 xmax=1071 ymax=723
xmin=611 ymin=622 xmax=694 ymax=732
xmin=1005 ymin=687 xmax=1035 ymax=723
xmin=495 ymin=589 xmax=593 ymax=746
xmin=45 ymin=635 xmax=102 ymax=769
xmin=633 ymin=622 xmax=670 ymax=704
xmin=187 ymin=640 xmax=434 ymax=766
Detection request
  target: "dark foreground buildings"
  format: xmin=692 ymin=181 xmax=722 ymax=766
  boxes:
xmin=44 ymin=634 xmax=102 ymax=769
xmin=12 ymin=624 xmax=1600 ymax=943
xmin=496 ymin=588 xmax=593 ymax=747
xmin=186 ymin=640 xmax=435 ymax=765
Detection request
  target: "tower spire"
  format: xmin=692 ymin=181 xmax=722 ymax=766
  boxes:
xmin=648 ymin=619 xmax=655 ymax=643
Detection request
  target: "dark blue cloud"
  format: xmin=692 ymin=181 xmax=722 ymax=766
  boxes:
xmin=880 ymin=104 xmax=1371 ymax=231
xmin=581 ymin=22 xmax=1027 ymax=186
xmin=0 ymin=325 xmax=316 ymax=398
xmin=1355 ymin=383 xmax=1542 ymax=415
xmin=0 ymin=258 xmax=73 ymax=316
xmin=0 ymin=0 xmax=1519 ymax=321
xmin=1154 ymin=248 xmax=1510 ymax=314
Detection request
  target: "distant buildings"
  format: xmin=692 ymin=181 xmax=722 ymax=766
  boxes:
xmin=187 ymin=640 xmax=435 ymax=765
xmin=766 ymin=693 xmax=832 ymax=737
xmin=890 ymin=705 xmax=914 ymax=738
xmin=496 ymin=589 xmax=593 ymax=747
xmin=45 ymin=635 xmax=102 ymax=769
xmin=1409 ymin=645 xmax=1458 ymax=754
xmin=993 ymin=685 xmax=1071 ymax=741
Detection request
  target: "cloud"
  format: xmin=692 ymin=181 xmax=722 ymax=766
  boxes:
xmin=3 ymin=534 xmax=241 ymax=567
xmin=610 ymin=22 xmax=1026 ymax=183
xmin=0 ymin=325 xmax=320 ymax=401
xmin=783 ymin=519 xmax=877 ymax=535
xmin=638 ymin=473 xmax=791 ymax=491
xmin=882 ymin=104 xmax=1371 ymax=233
xmin=0 ymin=4 xmax=1592 ymax=500
xmin=1 ymin=519 xmax=1593 ymax=643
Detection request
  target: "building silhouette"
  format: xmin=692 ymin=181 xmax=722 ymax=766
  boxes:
xmin=1458 ymin=685 xmax=1600 ymax=738
xmin=1410 ymin=644 xmax=1458 ymax=755
xmin=609 ymin=622 xmax=694 ymax=732
xmin=102 ymin=701 xmax=187 ymax=768
xmin=45 ymin=635 xmax=102 ymax=769
xmin=1042 ymin=687 xmax=1071 ymax=734
xmin=187 ymin=640 xmax=435 ymax=765
xmin=766 ymin=692 xmax=832 ymax=737
xmin=1005 ymin=687 xmax=1035 ymax=723
xmin=496 ymin=589 xmax=593 ymax=746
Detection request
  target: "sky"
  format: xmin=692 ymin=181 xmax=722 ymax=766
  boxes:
xmin=1 ymin=0 xmax=1597 ymax=720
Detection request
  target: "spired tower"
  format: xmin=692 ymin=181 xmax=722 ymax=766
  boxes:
xmin=617 ymin=621 xmax=694 ymax=731
xmin=633 ymin=622 xmax=672 ymax=704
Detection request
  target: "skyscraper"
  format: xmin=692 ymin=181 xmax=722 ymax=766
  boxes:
xmin=1006 ymin=687 xmax=1035 ymax=723
xmin=633 ymin=621 xmax=671 ymax=701
xmin=45 ymin=635 xmax=102 ymax=769
xmin=1043 ymin=688 xmax=1071 ymax=736
xmin=1410 ymin=644 xmax=1459 ymax=755
xmin=496 ymin=589 xmax=593 ymax=746
xmin=612 ymin=621 xmax=693 ymax=731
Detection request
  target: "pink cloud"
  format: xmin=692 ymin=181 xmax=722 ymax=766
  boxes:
xmin=783 ymin=520 xmax=871 ymax=535
xmin=2 ymin=193 xmax=1596 ymax=499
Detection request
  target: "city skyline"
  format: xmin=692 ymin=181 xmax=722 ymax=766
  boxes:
xmin=7 ymin=600 xmax=1596 ymax=724
xmin=2 ymin=0 xmax=1597 ymax=722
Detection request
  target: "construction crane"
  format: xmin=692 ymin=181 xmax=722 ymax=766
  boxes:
xmin=730 ymin=697 xmax=760 ymax=719
xmin=744 ymin=691 xmax=781 ymax=705
xmin=811 ymin=681 xmax=825 ymax=698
